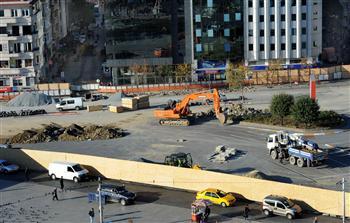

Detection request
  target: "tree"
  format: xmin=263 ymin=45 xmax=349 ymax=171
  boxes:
xmin=175 ymin=64 xmax=192 ymax=82
xmin=267 ymin=59 xmax=283 ymax=85
xmin=225 ymin=61 xmax=247 ymax=101
xmin=270 ymin=94 xmax=294 ymax=125
xmin=292 ymin=96 xmax=320 ymax=127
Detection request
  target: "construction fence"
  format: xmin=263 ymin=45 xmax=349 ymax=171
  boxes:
xmin=1 ymin=148 xmax=349 ymax=218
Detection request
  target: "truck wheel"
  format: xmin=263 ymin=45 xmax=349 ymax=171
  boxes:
xmin=297 ymin=158 xmax=305 ymax=167
xmin=270 ymin=150 xmax=278 ymax=160
xmin=50 ymin=174 xmax=56 ymax=180
xmin=289 ymin=156 xmax=296 ymax=165
xmin=120 ymin=199 xmax=126 ymax=206
xmin=286 ymin=213 xmax=293 ymax=220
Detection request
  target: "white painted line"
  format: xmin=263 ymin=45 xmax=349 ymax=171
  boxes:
xmin=245 ymin=126 xmax=275 ymax=132
xmin=313 ymin=132 xmax=326 ymax=136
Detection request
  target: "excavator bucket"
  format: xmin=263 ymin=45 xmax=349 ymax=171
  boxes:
xmin=216 ymin=112 xmax=227 ymax=125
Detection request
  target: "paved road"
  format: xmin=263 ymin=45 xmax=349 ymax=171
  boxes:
xmin=0 ymin=172 xmax=345 ymax=223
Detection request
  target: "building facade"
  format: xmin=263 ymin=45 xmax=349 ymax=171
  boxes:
xmin=243 ymin=0 xmax=322 ymax=66
xmin=0 ymin=0 xmax=35 ymax=88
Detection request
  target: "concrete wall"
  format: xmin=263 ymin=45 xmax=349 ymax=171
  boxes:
xmin=1 ymin=149 xmax=349 ymax=217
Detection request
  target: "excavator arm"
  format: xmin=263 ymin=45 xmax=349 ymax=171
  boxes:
xmin=154 ymin=89 xmax=227 ymax=126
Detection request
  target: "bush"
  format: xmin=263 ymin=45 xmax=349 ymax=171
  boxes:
xmin=292 ymin=96 xmax=320 ymax=127
xmin=270 ymin=94 xmax=294 ymax=125
xmin=317 ymin=110 xmax=344 ymax=127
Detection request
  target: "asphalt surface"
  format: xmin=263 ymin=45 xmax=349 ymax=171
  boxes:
xmin=0 ymin=172 xmax=346 ymax=223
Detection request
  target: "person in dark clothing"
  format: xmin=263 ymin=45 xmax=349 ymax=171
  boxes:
xmin=243 ymin=204 xmax=250 ymax=220
xmin=52 ymin=188 xmax=58 ymax=201
xmin=60 ymin=177 xmax=64 ymax=192
xmin=24 ymin=168 xmax=30 ymax=181
xmin=204 ymin=206 xmax=210 ymax=221
xmin=88 ymin=208 xmax=95 ymax=223
xmin=279 ymin=151 xmax=284 ymax=164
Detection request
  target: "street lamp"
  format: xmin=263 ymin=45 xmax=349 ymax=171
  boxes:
xmin=98 ymin=177 xmax=104 ymax=223
xmin=336 ymin=177 xmax=346 ymax=223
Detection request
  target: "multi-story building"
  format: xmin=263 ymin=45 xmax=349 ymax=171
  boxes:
xmin=243 ymin=0 xmax=322 ymax=67
xmin=185 ymin=0 xmax=243 ymax=80
xmin=0 ymin=0 xmax=35 ymax=88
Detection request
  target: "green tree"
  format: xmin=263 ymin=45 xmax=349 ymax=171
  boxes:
xmin=292 ymin=96 xmax=320 ymax=127
xmin=175 ymin=64 xmax=192 ymax=82
xmin=225 ymin=61 xmax=247 ymax=101
xmin=270 ymin=94 xmax=294 ymax=125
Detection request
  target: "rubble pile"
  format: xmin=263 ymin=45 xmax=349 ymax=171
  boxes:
xmin=242 ymin=170 xmax=269 ymax=180
xmin=209 ymin=145 xmax=237 ymax=163
xmin=8 ymin=123 xmax=125 ymax=144
xmin=223 ymin=103 xmax=264 ymax=117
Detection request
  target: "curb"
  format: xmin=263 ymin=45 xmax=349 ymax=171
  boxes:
xmin=238 ymin=121 xmax=347 ymax=136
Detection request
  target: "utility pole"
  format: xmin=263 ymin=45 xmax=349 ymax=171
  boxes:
xmin=336 ymin=177 xmax=346 ymax=223
xmin=98 ymin=177 xmax=103 ymax=223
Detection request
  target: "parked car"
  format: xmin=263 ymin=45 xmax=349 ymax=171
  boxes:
xmin=56 ymin=97 xmax=84 ymax=111
xmin=262 ymin=195 xmax=302 ymax=219
xmin=0 ymin=160 xmax=19 ymax=173
xmin=98 ymin=184 xmax=136 ymax=206
xmin=196 ymin=188 xmax=236 ymax=207
xmin=0 ymin=143 xmax=12 ymax=149
xmin=48 ymin=161 xmax=89 ymax=183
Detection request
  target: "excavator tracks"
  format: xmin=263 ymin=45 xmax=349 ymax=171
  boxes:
xmin=159 ymin=119 xmax=190 ymax=126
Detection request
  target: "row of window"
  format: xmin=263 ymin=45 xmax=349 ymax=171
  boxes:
xmin=0 ymin=43 xmax=32 ymax=53
xmin=249 ymin=27 xmax=307 ymax=37
xmin=248 ymin=41 xmax=314 ymax=51
xmin=195 ymin=43 xmax=232 ymax=53
xmin=0 ymin=9 xmax=31 ymax=17
xmin=0 ymin=26 xmax=33 ymax=36
xmin=248 ymin=13 xmax=307 ymax=22
xmin=248 ymin=0 xmax=308 ymax=8
xmin=196 ymin=28 xmax=231 ymax=37
xmin=195 ymin=13 xmax=242 ymax=23
xmin=0 ymin=59 xmax=33 ymax=69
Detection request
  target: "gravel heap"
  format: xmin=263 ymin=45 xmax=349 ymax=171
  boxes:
xmin=7 ymin=123 xmax=126 ymax=144
xmin=7 ymin=92 xmax=53 ymax=107
xmin=209 ymin=145 xmax=237 ymax=163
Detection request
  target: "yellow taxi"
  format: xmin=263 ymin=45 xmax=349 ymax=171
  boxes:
xmin=196 ymin=188 xmax=236 ymax=207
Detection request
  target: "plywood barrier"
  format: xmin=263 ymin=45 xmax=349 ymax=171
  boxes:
xmin=87 ymin=105 xmax=104 ymax=112
xmin=2 ymin=148 xmax=348 ymax=217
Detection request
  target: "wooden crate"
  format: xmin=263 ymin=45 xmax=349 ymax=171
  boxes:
xmin=122 ymin=98 xmax=138 ymax=110
xmin=109 ymin=106 xmax=124 ymax=113
xmin=87 ymin=105 xmax=104 ymax=112
xmin=137 ymin=101 xmax=150 ymax=109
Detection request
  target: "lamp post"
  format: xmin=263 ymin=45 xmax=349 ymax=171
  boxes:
xmin=98 ymin=177 xmax=103 ymax=223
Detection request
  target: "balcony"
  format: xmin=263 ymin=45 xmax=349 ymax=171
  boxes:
xmin=0 ymin=17 xmax=31 ymax=25
xmin=0 ymin=67 xmax=35 ymax=76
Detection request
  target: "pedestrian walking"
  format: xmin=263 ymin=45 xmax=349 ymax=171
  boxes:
xmin=313 ymin=217 xmax=318 ymax=223
xmin=279 ymin=152 xmax=284 ymax=164
xmin=243 ymin=204 xmax=250 ymax=220
xmin=60 ymin=177 xmax=64 ymax=192
xmin=52 ymin=188 xmax=58 ymax=201
xmin=24 ymin=168 xmax=30 ymax=181
xmin=88 ymin=208 xmax=95 ymax=223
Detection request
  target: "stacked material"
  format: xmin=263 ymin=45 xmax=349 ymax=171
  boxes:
xmin=135 ymin=95 xmax=150 ymax=109
xmin=87 ymin=105 xmax=104 ymax=112
xmin=121 ymin=97 xmax=138 ymax=110
xmin=121 ymin=95 xmax=150 ymax=110
xmin=109 ymin=106 xmax=124 ymax=113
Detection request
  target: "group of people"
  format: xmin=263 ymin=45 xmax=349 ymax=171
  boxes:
xmin=52 ymin=176 xmax=65 ymax=201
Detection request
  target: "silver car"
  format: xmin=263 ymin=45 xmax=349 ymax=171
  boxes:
xmin=263 ymin=195 xmax=302 ymax=219
xmin=0 ymin=160 xmax=19 ymax=173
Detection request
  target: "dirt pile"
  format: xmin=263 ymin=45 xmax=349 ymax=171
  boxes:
xmin=8 ymin=123 xmax=125 ymax=144
xmin=242 ymin=170 xmax=269 ymax=180
xmin=209 ymin=145 xmax=237 ymax=163
xmin=7 ymin=92 xmax=53 ymax=107
xmin=223 ymin=103 xmax=264 ymax=117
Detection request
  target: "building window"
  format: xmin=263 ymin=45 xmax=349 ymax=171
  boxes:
xmin=207 ymin=0 xmax=213 ymax=8
xmin=23 ymin=25 xmax=32 ymax=35
xmin=260 ymin=30 xmax=264 ymax=37
xmin=248 ymin=0 xmax=253 ymax=7
xmin=291 ymin=28 xmax=296 ymax=35
xmin=249 ymin=44 xmax=253 ymax=51
xmin=292 ymin=14 xmax=296 ymax=21
xmin=195 ymin=14 xmax=201 ymax=22
xmin=281 ymin=0 xmax=285 ymax=7
xmin=13 ymin=43 xmax=21 ymax=53
xmin=196 ymin=29 xmax=202 ymax=37
xmin=270 ymin=44 xmax=275 ymax=51
xmin=25 ymin=59 xmax=32 ymax=67
xmin=0 ymin=10 xmax=4 ymax=17
xmin=0 ymin=44 xmax=2 ymax=52
xmin=248 ymin=15 xmax=253 ymax=22
xmin=302 ymin=27 xmax=306 ymax=35
xmin=281 ymin=29 xmax=285 ymax=36
xmin=196 ymin=44 xmax=202 ymax=52
xmin=224 ymin=14 xmax=230 ymax=22
xmin=259 ymin=0 xmax=264 ymax=7
xmin=208 ymin=29 xmax=214 ymax=37
xmin=224 ymin=29 xmax=230 ymax=37
xmin=313 ymin=26 xmax=318 ymax=31
xmin=292 ymin=0 xmax=296 ymax=6
xmin=260 ymin=15 xmax=264 ymax=22
xmin=260 ymin=44 xmax=264 ymax=51
xmin=0 ymin=61 xmax=9 ymax=68
xmin=235 ymin=13 xmax=241 ymax=21
xmin=270 ymin=0 xmax=275 ymax=7
xmin=270 ymin=29 xmax=275 ymax=36
xmin=24 ymin=42 xmax=32 ymax=52
xmin=302 ymin=0 xmax=307 ymax=5
xmin=10 ymin=59 xmax=22 ymax=68
xmin=302 ymin=13 xmax=306 ymax=20
xmin=224 ymin=43 xmax=231 ymax=52
xmin=313 ymin=41 xmax=317 ymax=47
xmin=13 ymin=79 xmax=23 ymax=86
xmin=248 ymin=29 xmax=253 ymax=37
xmin=281 ymin=43 xmax=286 ymax=50
xmin=22 ymin=9 xmax=30 ymax=16
xmin=11 ymin=9 xmax=18 ymax=17
xmin=0 ymin=27 xmax=6 ymax=34
xmin=292 ymin=43 xmax=296 ymax=50
xmin=302 ymin=42 xmax=306 ymax=49
xmin=281 ymin=14 xmax=285 ymax=21
xmin=270 ymin=14 xmax=275 ymax=22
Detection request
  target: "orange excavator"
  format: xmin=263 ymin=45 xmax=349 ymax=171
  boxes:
xmin=154 ymin=89 xmax=227 ymax=126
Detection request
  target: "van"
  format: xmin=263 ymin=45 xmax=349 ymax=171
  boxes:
xmin=48 ymin=161 xmax=89 ymax=183
xmin=262 ymin=195 xmax=302 ymax=219
xmin=56 ymin=97 xmax=84 ymax=111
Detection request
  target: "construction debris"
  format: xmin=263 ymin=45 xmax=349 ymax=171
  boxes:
xmin=223 ymin=103 xmax=264 ymax=117
xmin=209 ymin=145 xmax=237 ymax=163
xmin=242 ymin=170 xmax=269 ymax=180
xmin=7 ymin=123 xmax=125 ymax=144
